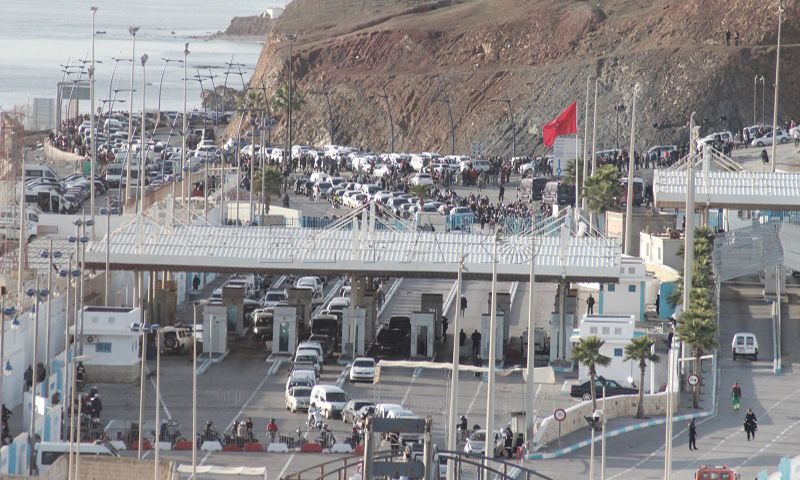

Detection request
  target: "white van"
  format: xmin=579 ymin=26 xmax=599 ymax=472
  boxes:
xmin=24 ymin=165 xmax=58 ymax=180
xmin=36 ymin=441 xmax=116 ymax=473
xmin=309 ymin=385 xmax=349 ymax=418
xmin=732 ymin=332 xmax=758 ymax=360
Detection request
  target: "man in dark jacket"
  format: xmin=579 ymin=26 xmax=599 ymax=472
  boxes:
xmin=744 ymin=409 xmax=757 ymax=441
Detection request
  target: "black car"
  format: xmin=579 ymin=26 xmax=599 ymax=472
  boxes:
xmin=569 ymin=376 xmax=638 ymax=401
xmin=370 ymin=327 xmax=410 ymax=357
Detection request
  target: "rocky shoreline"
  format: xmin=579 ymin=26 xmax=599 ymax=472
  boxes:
xmin=203 ymin=15 xmax=273 ymax=40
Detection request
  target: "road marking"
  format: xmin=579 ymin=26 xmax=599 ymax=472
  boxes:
xmin=197 ymin=369 xmax=273 ymax=470
xmin=148 ymin=376 xmax=173 ymax=421
xmin=335 ymin=363 xmax=352 ymax=388
xmin=401 ymin=368 xmax=421 ymax=405
xmin=267 ymin=359 xmax=284 ymax=376
xmin=466 ymin=377 xmax=484 ymax=416
xmin=734 ymin=416 xmax=800 ymax=470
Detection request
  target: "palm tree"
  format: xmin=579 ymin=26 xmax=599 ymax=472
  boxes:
xmin=676 ymin=315 xmax=718 ymax=408
xmin=571 ymin=336 xmax=611 ymax=412
xmin=272 ymin=83 xmax=305 ymax=114
xmin=563 ymin=156 xmax=585 ymax=187
xmin=624 ymin=336 xmax=660 ymax=418
xmin=252 ymin=165 xmax=284 ymax=215
xmin=583 ymin=164 xmax=621 ymax=216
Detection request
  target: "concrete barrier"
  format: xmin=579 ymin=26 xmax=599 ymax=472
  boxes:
xmin=329 ymin=443 xmax=353 ymax=454
xmin=267 ymin=442 xmax=289 ymax=453
xmin=200 ymin=440 xmax=223 ymax=452
xmin=531 ymin=391 xmax=678 ymax=450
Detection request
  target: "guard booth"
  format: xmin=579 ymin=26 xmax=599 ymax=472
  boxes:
xmin=287 ymin=287 xmax=313 ymax=327
xmin=488 ymin=292 xmax=511 ymax=341
xmin=203 ymin=304 xmax=228 ymax=356
xmin=222 ymin=284 xmax=246 ymax=335
xmin=410 ymin=311 xmax=435 ymax=358
xmin=342 ymin=307 xmax=366 ymax=358
xmin=272 ymin=306 xmax=298 ymax=355
xmin=420 ymin=293 xmax=443 ymax=340
xmin=480 ymin=313 xmax=505 ymax=363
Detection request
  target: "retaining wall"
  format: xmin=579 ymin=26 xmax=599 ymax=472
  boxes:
xmin=532 ymin=391 xmax=678 ymax=449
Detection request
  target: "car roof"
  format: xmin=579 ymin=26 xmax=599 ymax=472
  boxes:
xmin=313 ymin=384 xmax=345 ymax=393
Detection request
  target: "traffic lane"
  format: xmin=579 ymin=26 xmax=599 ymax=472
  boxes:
xmin=544 ymin=284 xmax=787 ymax=480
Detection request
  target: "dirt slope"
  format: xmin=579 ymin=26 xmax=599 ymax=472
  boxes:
xmin=244 ymin=0 xmax=800 ymax=155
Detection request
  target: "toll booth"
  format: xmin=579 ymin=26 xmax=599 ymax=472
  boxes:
xmin=342 ymin=307 xmax=366 ymax=358
xmin=287 ymin=287 xmax=313 ymax=327
xmin=763 ymin=267 xmax=786 ymax=299
xmin=272 ymin=306 xmax=298 ymax=354
xmin=480 ymin=313 xmax=505 ymax=363
xmin=420 ymin=293 xmax=443 ymax=341
xmin=410 ymin=311 xmax=435 ymax=358
xmin=222 ymin=284 xmax=246 ymax=335
xmin=488 ymin=292 xmax=511 ymax=342
xmin=203 ymin=304 xmax=228 ymax=355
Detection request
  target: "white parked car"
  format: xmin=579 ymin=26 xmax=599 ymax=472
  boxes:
xmin=285 ymin=386 xmax=313 ymax=413
xmin=295 ymin=276 xmax=323 ymax=296
xmin=751 ymin=129 xmax=790 ymax=147
xmin=464 ymin=429 xmax=505 ymax=457
xmin=410 ymin=173 xmax=434 ymax=186
xmin=349 ymin=357 xmax=376 ymax=382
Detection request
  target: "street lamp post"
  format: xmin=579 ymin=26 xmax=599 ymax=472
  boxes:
xmin=581 ymin=76 xmax=590 ymax=210
xmin=67 ymin=354 xmax=90 ymax=480
xmin=154 ymin=328 xmax=161 ymax=480
xmin=372 ymin=88 xmax=395 ymax=153
xmin=491 ymin=94 xmax=516 ymax=159
xmin=89 ymin=6 xmax=98 ymax=240
xmin=624 ymin=84 xmax=639 ymax=255
xmin=770 ymin=2 xmax=784 ymax=174
xmin=484 ymin=230 xmax=499 ymax=470
xmin=524 ymin=215 xmax=537 ymax=441
xmin=181 ymin=43 xmax=189 ymax=201
xmin=39 ymin=241 xmax=63 ymax=397
xmin=760 ymin=75 xmax=766 ymax=125
xmin=438 ymin=96 xmax=456 ymax=156
xmin=138 ymin=54 xmax=149 ymax=216
xmin=0 ymin=285 xmax=12 ymax=472
xmin=753 ymin=75 xmax=758 ymax=126
xmin=445 ymin=254 xmax=465 ymax=480
xmin=614 ymin=103 xmax=626 ymax=147
xmin=154 ymin=54 xmax=183 ymax=137
xmin=191 ymin=304 xmax=198 ymax=479
xmin=26 ymin=279 xmax=46 ymax=475
xmin=125 ymin=26 xmax=140 ymax=206
xmin=137 ymin=309 xmax=149 ymax=459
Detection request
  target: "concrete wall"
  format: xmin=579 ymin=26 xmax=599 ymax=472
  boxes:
xmin=532 ymin=391 xmax=678 ymax=449
xmin=37 ymin=213 xmax=132 ymax=238
xmin=3 ymin=454 xmax=173 ymax=480
xmin=639 ymin=232 xmax=683 ymax=270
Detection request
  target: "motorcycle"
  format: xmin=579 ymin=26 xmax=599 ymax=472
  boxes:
xmin=308 ymin=408 xmax=324 ymax=431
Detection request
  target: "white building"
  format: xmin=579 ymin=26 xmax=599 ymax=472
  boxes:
xmin=639 ymin=231 xmax=683 ymax=271
xmin=588 ymin=256 xmax=657 ymax=322
xmin=570 ymin=315 xmax=666 ymax=391
xmin=263 ymin=7 xmax=284 ymax=19
xmin=73 ymin=306 xmax=141 ymax=383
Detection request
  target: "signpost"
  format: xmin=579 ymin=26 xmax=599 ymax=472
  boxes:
xmin=687 ymin=373 xmax=700 ymax=387
xmin=554 ymin=408 xmax=567 ymax=447
xmin=553 ymin=136 xmax=580 ymax=177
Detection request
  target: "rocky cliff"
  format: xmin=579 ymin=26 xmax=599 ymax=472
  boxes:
xmin=243 ymin=0 xmax=800 ymax=155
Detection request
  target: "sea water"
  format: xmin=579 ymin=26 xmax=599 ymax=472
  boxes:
xmin=0 ymin=0 xmax=285 ymax=113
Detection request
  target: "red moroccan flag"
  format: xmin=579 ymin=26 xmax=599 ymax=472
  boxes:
xmin=542 ymin=101 xmax=578 ymax=147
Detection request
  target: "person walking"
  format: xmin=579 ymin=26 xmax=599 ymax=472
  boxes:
xmin=192 ymin=274 xmax=201 ymax=292
xmin=586 ymin=294 xmax=596 ymax=315
xmin=441 ymin=316 xmax=449 ymax=339
xmin=731 ymin=382 xmax=742 ymax=411
xmin=461 ymin=295 xmax=468 ymax=316
xmin=688 ymin=419 xmax=697 ymax=450
xmin=725 ymin=29 xmax=731 ymax=46
xmin=744 ymin=409 xmax=757 ymax=441
xmin=459 ymin=329 xmax=467 ymax=348
xmin=761 ymin=149 xmax=770 ymax=164
xmin=498 ymin=184 xmax=505 ymax=203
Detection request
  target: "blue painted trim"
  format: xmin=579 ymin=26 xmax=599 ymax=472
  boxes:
xmin=8 ymin=441 xmax=16 ymax=473
xmin=598 ymin=289 xmax=604 ymax=315
xmin=526 ymin=410 xmax=714 ymax=460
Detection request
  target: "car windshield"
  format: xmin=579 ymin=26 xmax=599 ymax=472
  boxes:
xmin=354 ymin=401 xmax=372 ymax=410
xmin=470 ymin=432 xmax=486 ymax=442
xmin=265 ymin=292 xmax=285 ymax=301
xmin=353 ymin=360 xmax=374 ymax=368
xmin=327 ymin=392 xmax=348 ymax=402
xmin=292 ymin=387 xmax=312 ymax=397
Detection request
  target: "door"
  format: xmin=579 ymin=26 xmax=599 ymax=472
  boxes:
xmin=279 ymin=322 xmax=289 ymax=352
xmin=416 ymin=326 xmax=428 ymax=358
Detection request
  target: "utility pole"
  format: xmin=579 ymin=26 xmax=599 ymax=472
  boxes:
xmin=446 ymin=254 xmax=464 ymax=480
xmin=581 ymin=76 xmax=590 ymax=211
xmin=125 ymin=26 xmax=139 ymax=207
xmin=89 ymin=6 xmax=98 ymax=239
xmin=753 ymin=75 xmax=758 ymax=126
xmin=438 ymin=96 xmax=456 ymax=156
xmin=372 ymin=87 xmax=395 ymax=153
xmin=624 ymin=84 xmax=639 ymax=255
xmin=490 ymin=94 xmax=516 ymax=159
xmin=286 ymin=33 xmax=296 ymax=166
xmin=770 ymin=1 xmax=784 ymax=173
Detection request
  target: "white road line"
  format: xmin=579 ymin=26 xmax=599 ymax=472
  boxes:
xmin=611 ymin=382 xmax=800 ymax=479
xmin=401 ymin=368 xmax=419 ymax=405
xmin=148 ymin=376 xmax=173 ymax=421
xmin=466 ymin=378 xmax=484 ymax=416
xmin=197 ymin=370 xmax=273 ymax=468
xmin=734 ymin=416 xmax=800 ymax=470
xmin=277 ymin=451 xmax=297 ymax=479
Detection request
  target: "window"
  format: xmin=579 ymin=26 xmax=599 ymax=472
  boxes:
xmin=614 ymin=348 xmax=623 ymax=357
xmin=589 ymin=327 xmax=598 ymax=334
xmin=607 ymin=284 xmax=616 ymax=292
xmin=602 ymin=327 xmax=610 ymax=335
xmin=95 ymin=342 xmax=112 ymax=353
xmin=628 ymin=267 xmax=636 ymax=274
xmin=628 ymin=285 xmax=636 ymax=293
xmin=614 ymin=328 xmax=622 ymax=335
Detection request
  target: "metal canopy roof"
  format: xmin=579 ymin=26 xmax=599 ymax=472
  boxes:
xmin=712 ymin=222 xmax=783 ymax=281
xmin=655 ymin=170 xmax=800 ymax=209
xmin=83 ymin=205 xmax=624 ymax=282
